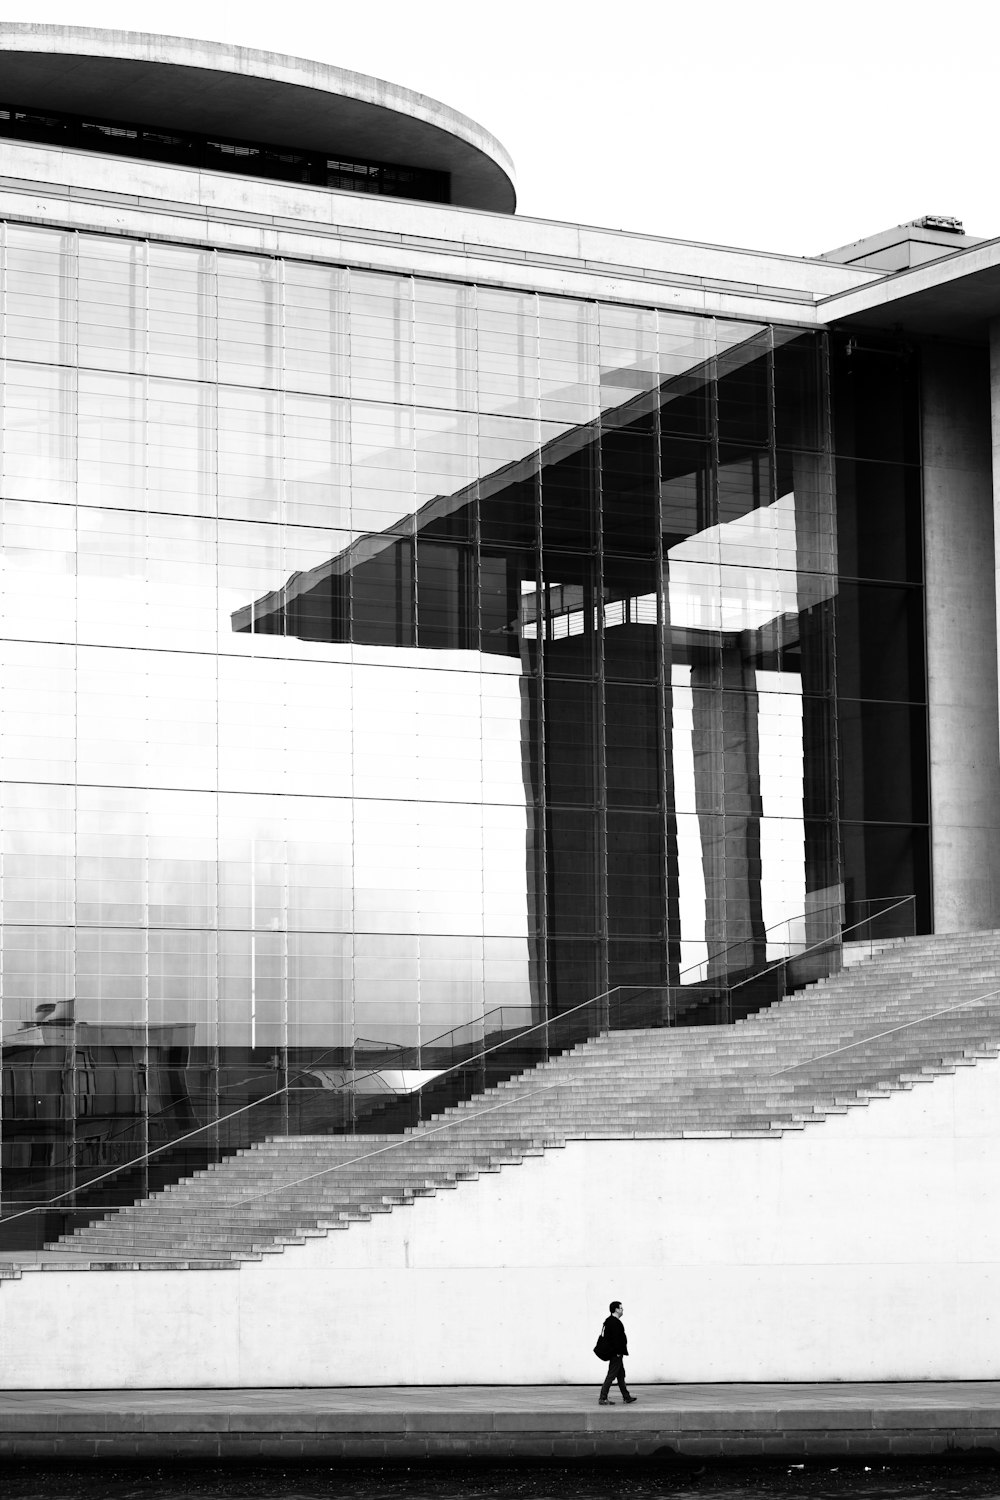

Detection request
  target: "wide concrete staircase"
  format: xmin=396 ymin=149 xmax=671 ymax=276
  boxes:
xmin=4 ymin=929 xmax=1000 ymax=1279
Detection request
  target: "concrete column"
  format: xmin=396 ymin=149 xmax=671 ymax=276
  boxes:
xmin=691 ymin=644 xmax=765 ymax=977
xmin=923 ymin=341 xmax=1000 ymax=930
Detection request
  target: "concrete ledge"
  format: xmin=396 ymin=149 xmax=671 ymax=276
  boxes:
xmin=0 ymin=24 xmax=518 ymax=213
xmin=3 ymin=1384 xmax=1000 ymax=1458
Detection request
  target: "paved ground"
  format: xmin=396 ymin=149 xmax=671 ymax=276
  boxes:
xmin=3 ymin=1382 xmax=1000 ymax=1458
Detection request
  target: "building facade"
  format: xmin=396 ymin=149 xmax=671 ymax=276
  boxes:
xmin=0 ymin=25 xmax=992 ymax=1243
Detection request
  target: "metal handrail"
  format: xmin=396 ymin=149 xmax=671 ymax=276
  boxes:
xmin=3 ymin=1080 xmax=574 ymax=1247
xmin=0 ymin=894 xmax=917 ymax=1227
xmin=768 ymin=981 xmax=1000 ymax=1078
xmin=672 ymin=894 xmax=911 ymax=989
xmin=0 ymin=983 xmax=613 ymax=1224
xmin=350 ymin=998 xmax=519 ymax=1069
xmin=10 ymin=891 xmax=905 ymax=1145
xmin=49 ymin=1038 xmax=355 ymax=1177
xmin=44 ymin=1002 xmax=523 ymax=1180
xmin=233 ymin=1081 xmax=571 ymax=1212
xmin=13 ymin=945 xmax=991 ymax=1238
xmin=673 ymin=901 xmax=839 ymax=986
xmin=724 ymin=893 xmax=916 ymax=1001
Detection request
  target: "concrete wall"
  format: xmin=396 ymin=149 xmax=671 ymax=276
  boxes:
xmin=5 ymin=1059 xmax=1000 ymax=1387
xmin=0 ymin=138 xmax=876 ymax=305
xmin=990 ymin=322 xmax=1000 ymax=786
xmin=922 ymin=343 xmax=1000 ymax=930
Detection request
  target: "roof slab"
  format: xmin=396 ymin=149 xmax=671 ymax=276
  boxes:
xmin=0 ymin=24 xmax=516 ymax=213
xmin=819 ymin=235 xmax=1000 ymax=342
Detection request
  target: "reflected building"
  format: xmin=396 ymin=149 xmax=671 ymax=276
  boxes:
xmin=231 ymin=327 xmax=842 ymax=1003
xmin=0 ymin=27 xmax=994 ymax=1243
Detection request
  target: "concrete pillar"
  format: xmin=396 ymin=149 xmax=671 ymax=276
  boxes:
xmin=924 ymin=340 xmax=1000 ymax=930
xmin=691 ymin=644 xmax=766 ymax=977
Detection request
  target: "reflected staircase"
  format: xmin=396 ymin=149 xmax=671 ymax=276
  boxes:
xmin=4 ymin=929 xmax=1000 ymax=1279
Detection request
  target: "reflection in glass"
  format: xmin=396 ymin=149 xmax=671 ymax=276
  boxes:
xmin=0 ymin=226 xmax=929 ymax=1242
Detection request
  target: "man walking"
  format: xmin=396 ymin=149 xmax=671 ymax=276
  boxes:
xmin=598 ymin=1300 xmax=637 ymax=1405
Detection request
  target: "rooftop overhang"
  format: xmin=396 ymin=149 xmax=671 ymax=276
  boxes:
xmin=0 ymin=24 xmax=516 ymax=213
xmin=817 ymin=235 xmax=1000 ymax=342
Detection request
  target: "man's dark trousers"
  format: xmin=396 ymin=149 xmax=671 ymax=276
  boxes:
xmin=600 ymin=1355 xmax=631 ymax=1401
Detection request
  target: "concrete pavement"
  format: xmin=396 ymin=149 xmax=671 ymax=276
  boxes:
xmin=2 ymin=1382 xmax=1000 ymax=1458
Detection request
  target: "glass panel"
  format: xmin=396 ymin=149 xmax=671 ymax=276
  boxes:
xmin=841 ymin=822 xmax=930 ymax=932
xmin=717 ymin=328 xmax=770 ymax=448
xmin=600 ymin=426 xmax=658 ymax=555
xmin=607 ymin=810 xmax=664 ymax=937
xmin=606 ymin=683 xmax=661 ymax=807
xmin=831 ymin=336 xmax=920 ymax=463
xmin=599 ymin=303 xmax=659 ymax=412
xmin=839 ymin=699 xmax=929 ymax=824
xmin=544 ymin=677 xmax=597 ymax=806
xmin=535 ymin=550 xmax=598 ymax=677
xmin=836 ymin=457 xmax=923 ymax=584
xmin=283 ymin=261 xmax=349 ymax=398
xmin=147 ymin=244 xmax=217 ymax=383
xmin=78 ymin=235 xmax=146 ymax=375
xmin=603 ymin=554 xmax=658 ymax=683
xmin=774 ymin=331 xmax=823 ymax=452
xmin=836 ymin=582 xmax=926 ymax=703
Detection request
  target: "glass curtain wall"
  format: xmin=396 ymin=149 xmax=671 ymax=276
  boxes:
xmin=0 ymin=221 xmax=857 ymax=1242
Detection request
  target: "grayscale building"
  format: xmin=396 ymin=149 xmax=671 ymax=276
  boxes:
xmin=0 ymin=24 xmax=997 ymax=1245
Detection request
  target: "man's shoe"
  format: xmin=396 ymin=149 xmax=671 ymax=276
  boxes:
xmin=598 ymin=1398 xmax=613 ymax=1405
xmin=623 ymin=1395 xmax=637 ymax=1404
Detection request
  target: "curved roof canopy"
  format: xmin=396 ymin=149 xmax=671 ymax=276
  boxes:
xmin=0 ymin=24 xmax=516 ymax=213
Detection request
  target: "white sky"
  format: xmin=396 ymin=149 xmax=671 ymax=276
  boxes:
xmin=9 ymin=0 xmax=1000 ymax=258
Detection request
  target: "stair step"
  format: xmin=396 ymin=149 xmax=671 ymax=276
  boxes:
xmin=19 ymin=929 xmax=1000 ymax=1270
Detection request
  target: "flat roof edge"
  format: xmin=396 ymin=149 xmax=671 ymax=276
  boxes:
xmin=0 ymin=24 xmax=516 ymax=212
